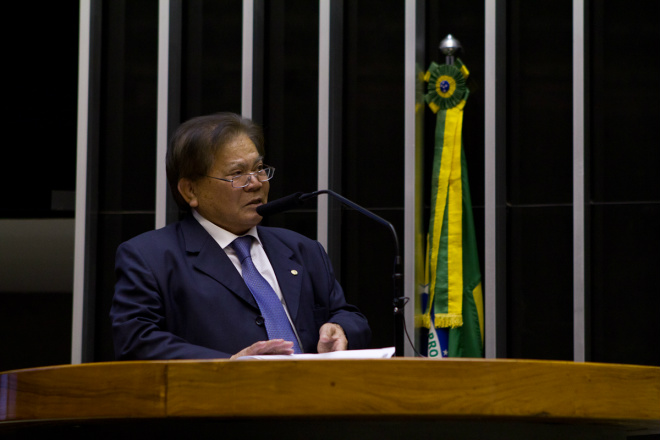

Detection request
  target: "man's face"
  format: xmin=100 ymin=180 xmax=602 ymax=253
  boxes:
xmin=182 ymin=133 xmax=269 ymax=235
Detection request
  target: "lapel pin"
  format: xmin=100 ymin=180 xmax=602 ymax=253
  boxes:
xmin=291 ymin=270 xmax=298 ymax=275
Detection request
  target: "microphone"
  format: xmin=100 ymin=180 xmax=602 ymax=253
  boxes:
xmin=257 ymin=190 xmax=405 ymax=357
xmin=259 ymin=191 xmax=398 ymax=252
xmin=256 ymin=192 xmax=306 ymax=217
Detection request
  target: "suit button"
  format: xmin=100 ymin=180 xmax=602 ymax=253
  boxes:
xmin=255 ymin=316 xmax=265 ymax=326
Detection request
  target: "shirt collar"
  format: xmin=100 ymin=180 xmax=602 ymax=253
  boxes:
xmin=192 ymin=209 xmax=260 ymax=249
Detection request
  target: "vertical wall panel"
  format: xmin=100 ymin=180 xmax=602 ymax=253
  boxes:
xmin=259 ymin=0 xmax=320 ymax=240
xmin=342 ymin=0 xmax=405 ymax=350
xmin=505 ymin=0 xmax=574 ymax=361
xmin=588 ymin=1 xmax=660 ymax=366
xmin=92 ymin=0 xmax=159 ymax=362
xmin=322 ymin=0 xmax=346 ymax=278
xmin=182 ymin=0 xmax=242 ymax=119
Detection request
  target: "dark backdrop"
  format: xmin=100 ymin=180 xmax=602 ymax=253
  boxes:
xmin=1 ymin=0 xmax=658 ymax=371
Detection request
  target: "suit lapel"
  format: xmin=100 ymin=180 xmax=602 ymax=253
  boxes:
xmin=259 ymin=227 xmax=304 ymax=321
xmin=181 ymin=215 xmax=258 ymax=309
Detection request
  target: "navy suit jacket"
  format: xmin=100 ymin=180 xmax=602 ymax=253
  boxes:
xmin=110 ymin=215 xmax=371 ymax=360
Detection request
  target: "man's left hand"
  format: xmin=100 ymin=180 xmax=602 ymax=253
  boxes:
xmin=317 ymin=323 xmax=348 ymax=353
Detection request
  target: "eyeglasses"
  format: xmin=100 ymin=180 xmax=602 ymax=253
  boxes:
xmin=204 ymin=165 xmax=275 ymax=188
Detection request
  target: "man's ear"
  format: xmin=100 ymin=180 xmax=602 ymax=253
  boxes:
xmin=177 ymin=178 xmax=199 ymax=208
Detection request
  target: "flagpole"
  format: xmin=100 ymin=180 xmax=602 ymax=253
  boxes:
xmin=428 ymin=34 xmax=464 ymax=358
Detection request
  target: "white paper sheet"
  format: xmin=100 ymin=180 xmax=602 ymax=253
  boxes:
xmin=236 ymin=346 xmax=395 ymax=360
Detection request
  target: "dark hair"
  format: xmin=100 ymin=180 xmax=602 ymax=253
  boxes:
xmin=166 ymin=112 xmax=265 ymax=210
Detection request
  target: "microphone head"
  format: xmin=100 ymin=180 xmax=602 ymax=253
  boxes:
xmin=257 ymin=192 xmax=305 ymax=217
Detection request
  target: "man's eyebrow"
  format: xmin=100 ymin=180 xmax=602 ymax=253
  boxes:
xmin=225 ymin=156 xmax=264 ymax=168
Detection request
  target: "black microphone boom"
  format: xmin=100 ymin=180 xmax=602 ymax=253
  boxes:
xmin=257 ymin=190 xmax=405 ymax=357
xmin=258 ymin=190 xmax=400 ymax=255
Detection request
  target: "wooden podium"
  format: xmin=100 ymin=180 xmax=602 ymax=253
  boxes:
xmin=1 ymin=358 xmax=658 ymax=439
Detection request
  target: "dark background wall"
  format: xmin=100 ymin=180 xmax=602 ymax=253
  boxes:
xmin=1 ymin=0 xmax=658 ymax=371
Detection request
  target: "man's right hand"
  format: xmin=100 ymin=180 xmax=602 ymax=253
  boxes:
xmin=230 ymin=339 xmax=294 ymax=360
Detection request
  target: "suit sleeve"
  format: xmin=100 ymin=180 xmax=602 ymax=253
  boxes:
xmin=111 ymin=240 xmax=231 ymax=360
xmin=315 ymin=242 xmax=372 ymax=350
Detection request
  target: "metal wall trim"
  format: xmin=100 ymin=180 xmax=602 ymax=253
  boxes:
xmin=484 ymin=0 xmax=507 ymax=359
xmin=242 ymin=0 xmax=254 ymax=119
xmin=573 ymin=0 xmax=587 ymax=362
xmin=403 ymin=0 xmax=423 ymax=357
xmin=71 ymin=0 xmax=92 ymax=365
xmin=155 ymin=0 xmax=171 ymax=230
xmin=317 ymin=0 xmax=331 ymax=249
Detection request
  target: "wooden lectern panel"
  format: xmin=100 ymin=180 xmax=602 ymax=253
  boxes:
xmin=0 ymin=361 xmax=168 ymax=420
xmin=1 ymin=358 xmax=659 ymax=438
xmin=164 ymin=358 xmax=660 ymax=423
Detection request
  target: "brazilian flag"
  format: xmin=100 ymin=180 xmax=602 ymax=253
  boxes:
xmin=420 ymin=59 xmax=484 ymax=358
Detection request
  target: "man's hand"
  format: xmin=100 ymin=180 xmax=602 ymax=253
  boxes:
xmin=230 ymin=339 xmax=294 ymax=360
xmin=317 ymin=323 xmax=347 ymax=353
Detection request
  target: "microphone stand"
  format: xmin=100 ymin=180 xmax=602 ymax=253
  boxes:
xmin=301 ymin=190 xmax=405 ymax=357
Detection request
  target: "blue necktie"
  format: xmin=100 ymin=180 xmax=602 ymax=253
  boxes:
xmin=231 ymin=236 xmax=302 ymax=353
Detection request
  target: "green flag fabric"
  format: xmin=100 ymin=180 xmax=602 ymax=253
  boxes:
xmin=420 ymin=59 xmax=484 ymax=358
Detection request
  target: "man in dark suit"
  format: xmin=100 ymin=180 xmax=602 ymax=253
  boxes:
xmin=110 ymin=112 xmax=371 ymax=360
